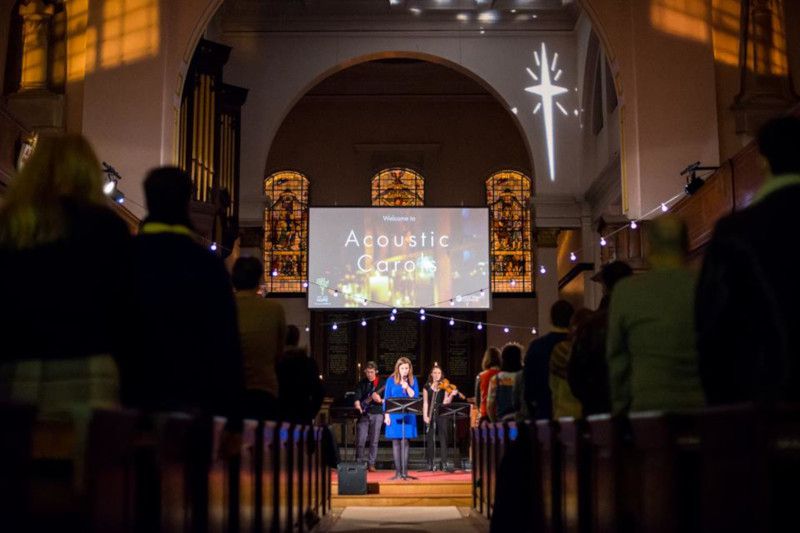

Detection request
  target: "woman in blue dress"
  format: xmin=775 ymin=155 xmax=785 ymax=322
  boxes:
xmin=383 ymin=356 xmax=419 ymax=480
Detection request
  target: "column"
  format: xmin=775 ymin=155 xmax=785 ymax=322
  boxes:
xmin=18 ymin=0 xmax=55 ymax=92
xmin=535 ymin=229 xmax=560 ymax=335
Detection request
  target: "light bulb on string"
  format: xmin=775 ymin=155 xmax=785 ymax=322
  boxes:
xmin=304 ymin=325 xmax=310 ymax=332
xmin=449 ymin=318 xmax=455 ymax=326
xmin=630 ymin=220 xmax=638 ymax=230
xmin=539 ymin=265 xmax=547 ymax=275
xmin=361 ymin=319 xmax=367 ymax=327
xmin=531 ymin=327 xmax=538 ymax=335
xmin=510 ymin=279 xmax=517 ymax=287
xmin=333 ymin=289 xmax=339 ymax=297
xmin=302 ymin=281 xmax=309 ymax=288
xmin=600 ymin=237 xmax=607 ymax=247
xmin=390 ymin=315 xmax=396 ymax=322
xmin=480 ymin=289 xmax=485 ymax=296
xmin=661 ymin=203 xmax=668 ymax=213
xmin=210 ymin=242 xmax=218 ymax=252
xmin=332 ymin=323 xmax=338 ymax=331
xmin=450 ymin=299 xmax=455 ymax=306
xmin=272 ymin=270 xmax=278 ymax=277
xmin=477 ymin=323 xmax=483 ymax=330
xmin=570 ymin=252 xmax=577 ymax=262
xmin=419 ymin=309 xmax=425 ymax=315
xmin=504 ymin=327 xmax=510 ymax=333
xmin=420 ymin=315 xmax=426 ymax=321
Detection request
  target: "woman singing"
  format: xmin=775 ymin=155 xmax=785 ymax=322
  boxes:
xmin=422 ymin=364 xmax=461 ymax=472
xmin=383 ymin=356 xmax=419 ymax=480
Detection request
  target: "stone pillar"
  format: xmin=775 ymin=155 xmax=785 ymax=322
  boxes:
xmin=18 ymin=0 xmax=55 ymax=91
xmin=535 ymin=228 xmax=560 ymax=335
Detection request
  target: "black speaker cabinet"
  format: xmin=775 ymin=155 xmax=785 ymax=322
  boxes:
xmin=337 ymin=462 xmax=367 ymax=495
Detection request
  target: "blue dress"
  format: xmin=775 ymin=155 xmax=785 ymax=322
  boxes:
xmin=383 ymin=376 xmax=419 ymax=439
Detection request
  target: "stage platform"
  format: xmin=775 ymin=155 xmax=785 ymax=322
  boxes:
xmin=331 ymin=469 xmax=473 ymax=507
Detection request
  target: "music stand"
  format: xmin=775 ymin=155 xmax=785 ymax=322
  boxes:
xmin=386 ymin=396 xmax=423 ymax=480
xmin=438 ymin=403 xmax=471 ymax=471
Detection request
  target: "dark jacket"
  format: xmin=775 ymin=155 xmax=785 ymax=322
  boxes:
xmin=277 ymin=347 xmax=325 ymax=424
xmin=0 ymin=201 xmax=132 ymax=362
xmin=568 ymin=302 xmax=612 ymax=416
xmin=121 ymin=231 xmax=245 ymax=426
xmin=523 ymin=331 xmax=569 ymax=420
xmin=354 ymin=376 xmax=385 ymax=415
xmin=696 ymin=184 xmax=800 ymax=405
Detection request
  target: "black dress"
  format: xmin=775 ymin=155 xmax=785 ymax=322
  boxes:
xmin=423 ymin=382 xmax=451 ymax=469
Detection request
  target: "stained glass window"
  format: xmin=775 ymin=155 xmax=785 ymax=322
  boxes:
xmin=371 ymin=168 xmax=424 ymax=207
xmin=263 ymin=171 xmax=309 ymax=293
xmin=486 ymin=171 xmax=533 ymax=293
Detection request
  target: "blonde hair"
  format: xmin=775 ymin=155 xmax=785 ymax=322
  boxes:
xmin=392 ymin=356 xmax=415 ymax=387
xmin=0 ymin=134 xmax=106 ymax=249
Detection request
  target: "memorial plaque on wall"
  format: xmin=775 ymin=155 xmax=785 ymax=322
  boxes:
xmin=375 ymin=314 xmax=420 ymax=374
xmin=442 ymin=312 xmax=485 ymax=392
xmin=323 ymin=311 xmax=356 ymax=387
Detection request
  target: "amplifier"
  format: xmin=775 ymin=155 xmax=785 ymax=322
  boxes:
xmin=337 ymin=462 xmax=367 ymax=495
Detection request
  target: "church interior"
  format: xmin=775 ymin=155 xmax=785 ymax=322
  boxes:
xmin=1 ymin=0 xmax=799 ymax=531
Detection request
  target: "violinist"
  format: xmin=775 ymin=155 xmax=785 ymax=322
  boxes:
xmin=354 ymin=361 xmax=384 ymax=472
xmin=422 ymin=364 xmax=463 ymax=472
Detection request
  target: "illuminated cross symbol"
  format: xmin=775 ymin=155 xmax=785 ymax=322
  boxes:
xmin=525 ymin=43 xmax=568 ymax=181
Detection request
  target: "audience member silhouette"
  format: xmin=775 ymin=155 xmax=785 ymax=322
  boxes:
xmin=568 ymin=261 xmax=632 ymax=416
xmin=487 ymin=342 xmax=523 ymax=422
xmin=607 ymin=216 xmax=705 ymax=414
xmin=550 ymin=308 xmax=592 ymax=419
xmin=232 ymin=256 xmax=285 ymax=421
xmin=121 ymin=167 xmax=245 ymax=427
xmin=522 ymin=300 xmax=574 ymax=419
xmin=697 ymin=115 xmax=800 ymax=405
xmin=474 ymin=346 xmax=501 ymax=423
xmin=277 ymin=325 xmax=325 ymax=424
xmin=0 ymin=134 xmax=132 ymax=414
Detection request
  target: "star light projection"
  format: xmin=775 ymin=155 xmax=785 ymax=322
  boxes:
xmin=525 ymin=43 xmax=568 ymax=181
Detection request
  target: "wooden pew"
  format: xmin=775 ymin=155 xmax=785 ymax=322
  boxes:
xmin=302 ymin=425 xmax=320 ymax=530
xmin=586 ymin=415 xmax=624 ymax=533
xmin=536 ymin=419 xmax=562 ymax=533
xmin=0 ymin=402 xmax=36 ymax=532
xmin=261 ymin=421 xmax=279 ymax=533
xmin=290 ymin=424 xmax=305 ymax=532
xmin=237 ymin=420 xmax=258 ymax=533
xmin=277 ymin=422 xmax=293 ymax=532
xmin=479 ymin=421 xmax=493 ymax=519
xmin=471 ymin=425 xmax=482 ymax=514
xmin=628 ymin=411 xmax=701 ymax=533
xmin=557 ymin=417 xmax=590 ymax=533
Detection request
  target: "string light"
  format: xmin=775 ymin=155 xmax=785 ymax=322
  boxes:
xmin=531 ymin=327 xmax=538 ymax=335
xmin=419 ymin=308 xmax=425 ymax=315
xmin=304 ymin=325 xmax=310 ymax=332
xmin=302 ymin=281 xmax=309 ymax=288
xmin=210 ymin=242 xmax=218 ymax=252
xmin=272 ymin=270 xmax=278 ymax=277
xmin=661 ymin=203 xmax=669 ymax=212
xmin=539 ymin=265 xmax=547 ymax=275
xmin=477 ymin=322 xmax=483 ymax=330
xmin=450 ymin=299 xmax=455 ymax=306
xmin=392 ymin=308 xmax=398 ymax=315
xmin=510 ymin=279 xmax=517 ymax=287
xmin=390 ymin=315 xmax=396 ymax=322
xmin=332 ymin=323 xmax=338 ymax=331
xmin=504 ymin=327 xmax=510 ymax=333
xmin=600 ymin=236 xmax=607 ymax=247
xmin=449 ymin=318 xmax=455 ymax=326
xmin=570 ymin=252 xmax=577 ymax=262
xmin=333 ymin=289 xmax=339 ymax=297
xmin=361 ymin=319 xmax=367 ymax=327
xmin=420 ymin=315 xmax=426 ymax=321
xmin=630 ymin=220 xmax=638 ymax=230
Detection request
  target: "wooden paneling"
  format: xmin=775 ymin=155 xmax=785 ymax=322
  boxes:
xmin=731 ymin=142 xmax=766 ymax=210
xmin=672 ymin=162 xmax=735 ymax=252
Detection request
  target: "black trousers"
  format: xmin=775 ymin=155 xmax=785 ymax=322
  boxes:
xmin=425 ymin=415 xmax=450 ymax=466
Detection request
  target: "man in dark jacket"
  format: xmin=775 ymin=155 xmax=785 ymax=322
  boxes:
xmin=696 ymin=116 xmax=800 ymax=404
xmin=121 ymin=167 xmax=245 ymax=427
xmin=568 ymin=261 xmax=633 ymax=416
xmin=522 ymin=300 xmax=574 ymax=419
xmin=353 ymin=361 xmax=384 ymax=472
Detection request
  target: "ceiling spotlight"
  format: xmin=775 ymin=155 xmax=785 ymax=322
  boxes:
xmin=103 ymin=180 xmax=116 ymax=195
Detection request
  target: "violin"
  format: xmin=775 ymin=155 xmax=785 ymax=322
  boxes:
xmin=438 ymin=379 xmax=466 ymax=399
